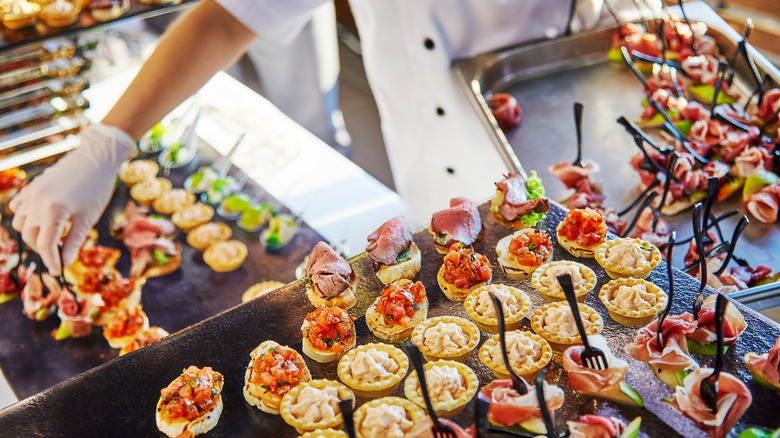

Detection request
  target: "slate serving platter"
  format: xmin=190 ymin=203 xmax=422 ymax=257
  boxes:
xmin=0 ymin=201 xmax=777 ymax=437
xmin=0 ymin=145 xmax=325 ymax=400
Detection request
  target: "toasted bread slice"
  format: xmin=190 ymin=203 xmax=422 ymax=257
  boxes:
xmin=556 ymin=232 xmax=601 ymax=258
xmin=156 ymin=372 xmax=224 ymax=438
xmin=306 ymin=272 xmax=358 ymax=310
xmin=365 ymin=297 xmax=428 ymax=341
xmin=495 ymin=232 xmax=552 ymax=279
xmin=302 ymin=335 xmax=355 ymax=363
xmin=244 ymin=340 xmax=312 ymax=414
xmin=375 ymin=242 xmax=422 ymax=284
xmin=437 ymin=265 xmax=491 ymax=301
xmin=142 ymin=246 xmax=182 ymax=278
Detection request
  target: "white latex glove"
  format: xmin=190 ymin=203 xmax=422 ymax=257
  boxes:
xmin=9 ymin=124 xmax=137 ymax=276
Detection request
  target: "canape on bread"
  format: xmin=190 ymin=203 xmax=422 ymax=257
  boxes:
xmin=366 ymin=216 xmax=421 ymax=284
xmin=491 ymin=172 xmax=549 ymax=229
xmin=156 ymin=366 xmax=224 ymax=438
xmin=244 ymin=341 xmax=311 ymax=414
xmin=301 ymin=305 xmax=356 ymax=363
xmin=495 ymin=228 xmax=553 ymax=279
xmin=365 ymin=279 xmax=428 ymax=341
xmin=429 ymin=197 xmax=482 ymax=254
xmin=103 ymin=306 xmax=149 ymax=349
xmin=130 ymin=242 xmax=181 ymax=279
xmin=0 ymin=167 xmax=26 ymax=203
xmin=75 ymin=268 xmax=146 ymax=326
xmin=304 ymin=241 xmax=357 ymax=309
xmin=63 ymin=239 xmax=120 ymax=285
xmin=119 ymin=326 xmax=169 ymax=355
xmin=556 ymin=207 xmax=608 ymax=258
xmin=437 ymin=243 xmax=492 ymax=301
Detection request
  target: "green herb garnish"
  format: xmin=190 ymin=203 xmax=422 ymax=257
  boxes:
xmin=395 ymin=249 xmax=412 ymax=263
xmin=153 ymin=249 xmax=170 ymax=265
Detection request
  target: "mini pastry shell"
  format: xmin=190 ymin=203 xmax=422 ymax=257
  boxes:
xmin=119 ymin=159 xmax=159 ymax=186
xmin=242 ymin=281 xmax=285 ymax=302
xmin=186 ymin=222 xmax=232 ymax=252
xmin=594 ymin=237 xmax=662 ymax=279
xmin=599 ymin=277 xmax=667 ymax=326
xmin=478 ymin=331 xmax=552 ymax=380
xmin=531 ymin=302 xmax=603 ymax=351
xmin=172 ymin=203 xmax=214 ymax=231
xmin=353 ymin=397 xmax=426 ymax=437
xmin=279 ymin=379 xmax=354 ymax=433
xmin=203 ymin=240 xmax=247 ymax=272
xmin=243 ymin=340 xmax=312 ymax=415
xmin=130 ymin=177 xmax=172 ymax=206
xmin=531 ymin=260 xmax=597 ymax=303
xmin=2 ymin=1 xmax=40 ymax=29
xmin=153 ymin=188 xmax=196 ymax=215
xmin=39 ymin=0 xmax=78 ymax=27
xmin=463 ymin=284 xmax=531 ymax=334
xmin=410 ymin=316 xmax=479 ymax=362
xmin=403 ymin=360 xmax=478 ymax=416
xmin=337 ymin=343 xmax=408 ymax=398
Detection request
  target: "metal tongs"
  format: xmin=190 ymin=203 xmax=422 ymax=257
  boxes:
xmin=699 ymin=293 xmax=729 ymax=413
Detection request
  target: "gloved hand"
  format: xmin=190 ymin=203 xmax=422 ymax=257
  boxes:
xmin=9 ymin=124 xmax=137 ymax=275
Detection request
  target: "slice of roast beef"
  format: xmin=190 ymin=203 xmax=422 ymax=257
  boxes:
xmin=366 ymin=216 xmax=413 ymax=265
xmin=430 ymin=198 xmax=481 ymax=247
xmin=495 ymin=174 xmax=549 ymax=221
xmin=305 ymin=241 xmax=353 ymax=298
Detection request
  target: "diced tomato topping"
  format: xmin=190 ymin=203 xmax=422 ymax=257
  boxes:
xmin=302 ymin=305 xmax=355 ymax=354
xmin=160 ymin=366 xmax=223 ymax=420
xmin=375 ymin=280 xmax=426 ymax=326
xmin=249 ymin=345 xmax=307 ymax=396
xmin=81 ymin=268 xmax=136 ymax=307
xmin=78 ymin=246 xmax=117 ymax=269
xmin=442 ymin=243 xmax=492 ymax=289
xmin=508 ymin=229 xmax=552 ymax=267
xmin=103 ymin=307 xmax=145 ymax=339
xmin=557 ymin=208 xmax=608 ymax=247
xmin=0 ymin=168 xmax=24 ymax=192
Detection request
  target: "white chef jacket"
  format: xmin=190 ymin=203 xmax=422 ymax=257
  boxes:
xmin=216 ymin=0 xmax=659 ymax=228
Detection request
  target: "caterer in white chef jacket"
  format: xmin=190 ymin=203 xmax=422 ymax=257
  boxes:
xmin=10 ymin=0 xmax=660 ymax=275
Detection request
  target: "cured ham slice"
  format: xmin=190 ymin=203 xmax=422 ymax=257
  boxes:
xmin=478 ymin=379 xmax=564 ymax=427
xmin=0 ymin=265 xmax=30 ymax=300
xmin=129 ymin=238 xmax=179 ymax=279
xmin=56 ymin=289 xmax=104 ymax=339
xmin=673 ymin=368 xmax=752 ymax=438
xmin=407 ymin=418 xmax=474 ymax=438
xmin=625 ymin=313 xmax=698 ymax=372
xmin=549 ymin=161 xmax=600 ymax=190
xmin=563 ymin=335 xmax=627 ymax=394
xmin=733 ymin=146 xmax=771 ymax=178
xmin=681 ymin=101 xmax=709 ymax=122
xmin=430 ymin=198 xmax=481 ymax=248
xmin=755 ymin=89 xmax=780 ymax=121
xmin=487 ymin=93 xmax=522 ymax=131
xmin=745 ymin=334 xmax=780 ymax=390
xmin=21 ymin=272 xmax=61 ymax=321
xmin=689 ymin=120 xmax=729 ymax=147
xmin=494 ymin=174 xmax=549 ymax=221
xmin=568 ymin=415 xmax=625 ymax=438
xmin=745 ymin=182 xmax=780 ymax=223
xmin=123 ymin=215 xmax=176 ymax=250
xmin=305 ymin=241 xmax=353 ymax=298
xmin=0 ymin=227 xmax=16 ymax=269
xmin=688 ymin=295 xmax=746 ymax=346
xmin=366 ymin=216 xmax=413 ymax=265
xmin=682 ymin=55 xmax=719 ymax=86
xmin=566 ymin=179 xmax=605 ymax=210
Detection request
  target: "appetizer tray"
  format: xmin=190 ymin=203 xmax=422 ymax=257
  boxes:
xmin=0 ymin=0 xmax=197 ymax=53
xmin=0 ymin=201 xmax=778 ymax=437
xmin=452 ymin=6 xmax=780 ymax=275
xmin=0 ymin=144 xmax=325 ymax=399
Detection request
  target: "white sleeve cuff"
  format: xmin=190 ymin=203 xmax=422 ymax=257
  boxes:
xmin=215 ymin=0 xmax=329 ymax=46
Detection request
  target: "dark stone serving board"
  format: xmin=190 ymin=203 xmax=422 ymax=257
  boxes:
xmin=0 ymin=201 xmax=777 ymax=437
xmin=0 ymin=147 xmax=325 ymax=400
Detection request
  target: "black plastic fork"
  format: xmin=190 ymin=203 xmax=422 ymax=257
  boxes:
xmin=338 ymin=399 xmax=356 ymax=438
xmin=536 ymin=367 xmax=568 ymax=438
xmin=404 ymin=343 xmax=457 ymax=438
xmin=572 ymin=103 xmax=585 ymax=168
xmin=699 ymin=293 xmax=728 ymax=414
xmin=692 ymin=204 xmax=707 ymax=320
xmin=656 ymin=232 xmax=676 ymax=350
xmin=557 ymin=274 xmax=607 ymax=370
xmin=489 ymin=292 xmax=529 ymax=395
xmin=713 ymin=216 xmax=749 ymax=277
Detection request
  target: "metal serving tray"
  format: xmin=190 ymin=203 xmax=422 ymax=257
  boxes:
xmin=452 ymin=5 xmax=780 ymax=288
xmin=0 ymin=142 xmax=325 ymax=400
xmin=0 ymin=201 xmax=778 ymax=437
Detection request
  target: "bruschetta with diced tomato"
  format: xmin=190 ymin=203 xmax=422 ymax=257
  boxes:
xmin=437 ymin=243 xmax=492 ymax=301
xmin=365 ymin=279 xmax=428 ymax=341
xmin=156 ymin=366 xmax=224 ymax=438
xmin=301 ymin=305 xmax=356 ymax=363
xmin=244 ymin=340 xmax=312 ymax=414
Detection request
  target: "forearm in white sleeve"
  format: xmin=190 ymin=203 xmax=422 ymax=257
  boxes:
xmin=215 ymin=0 xmax=330 ymax=45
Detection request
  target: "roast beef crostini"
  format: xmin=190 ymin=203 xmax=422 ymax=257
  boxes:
xmin=304 ymin=241 xmax=357 ymax=309
xmin=491 ymin=172 xmax=549 ymax=229
xmin=429 ymin=197 xmax=482 ymax=254
xmin=366 ymin=216 xmax=421 ymax=284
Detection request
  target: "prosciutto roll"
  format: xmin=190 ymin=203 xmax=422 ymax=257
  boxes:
xmin=563 ymin=335 xmax=627 ymax=394
xmin=567 ymin=415 xmax=625 ymax=438
xmin=688 ymin=295 xmax=747 ymax=347
xmin=745 ymin=334 xmax=780 ymax=391
xmin=625 ymin=313 xmax=698 ymax=372
xmin=477 ymin=379 xmax=564 ymax=427
xmin=673 ymin=368 xmax=752 ymax=438
xmin=56 ymin=289 xmax=104 ymax=339
xmin=21 ymin=272 xmax=61 ymax=321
